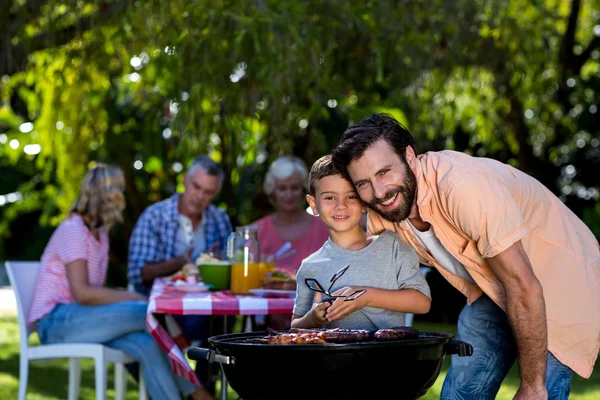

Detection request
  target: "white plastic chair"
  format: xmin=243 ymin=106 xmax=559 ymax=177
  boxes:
xmin=405 ymin=266 xmax=432 ymax=327
xmin=5 ymin=261 xmax=148 ymax=400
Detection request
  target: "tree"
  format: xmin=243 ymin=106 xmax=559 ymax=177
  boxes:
xmin=1 ymin=0 xmax=599 ymax=254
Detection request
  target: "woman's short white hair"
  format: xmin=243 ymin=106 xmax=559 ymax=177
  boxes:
xmin=263 ymin=155 xmax=309 ymax=196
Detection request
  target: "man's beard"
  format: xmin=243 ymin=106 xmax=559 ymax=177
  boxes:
xmin=366 ymin=168 xmax=417 ymax=222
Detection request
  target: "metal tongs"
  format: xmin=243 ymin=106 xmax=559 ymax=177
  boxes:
xmin=305 ymin=264 xmax=367 ymax=304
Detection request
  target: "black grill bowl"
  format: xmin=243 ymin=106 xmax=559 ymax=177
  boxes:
xmin=187 ymin=331 xmax=472 ymax=400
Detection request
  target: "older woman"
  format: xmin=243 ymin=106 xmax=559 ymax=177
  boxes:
xmin=28 ymin=164 xmax=213 ymax=400
xmin=252 ymin=155 xmax=329 ymax=273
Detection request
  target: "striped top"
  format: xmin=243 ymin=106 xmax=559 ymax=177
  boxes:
xmin=28 ymin=214 xmax=109 ymax=324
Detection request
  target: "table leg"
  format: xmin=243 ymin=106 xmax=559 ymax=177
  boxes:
xmin=220 ymin=316 xmax=228 ymax=400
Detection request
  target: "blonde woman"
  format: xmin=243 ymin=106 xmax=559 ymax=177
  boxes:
xmin=29 ymin=164 xmax=213 ymax=400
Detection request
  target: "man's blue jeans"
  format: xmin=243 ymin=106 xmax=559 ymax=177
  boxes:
xmin=37 ymin=301 xmax=198 ymax=400
xmin=441 ymin=294 xmax=572 ymax=400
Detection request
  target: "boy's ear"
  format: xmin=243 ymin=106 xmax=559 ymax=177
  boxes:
xmin=306 ymin=194 xmax=319 ymax=216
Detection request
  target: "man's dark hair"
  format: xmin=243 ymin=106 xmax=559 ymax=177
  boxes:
xmin=332 ymin=113 xmax=416 ymax=178
xmin=308 ymin=154 xmax=343 ymax=196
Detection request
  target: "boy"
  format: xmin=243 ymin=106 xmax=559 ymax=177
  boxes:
xmin=291 ymin=155 xmax=431 ymax=330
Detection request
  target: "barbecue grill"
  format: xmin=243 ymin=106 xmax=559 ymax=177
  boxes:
xmin=187 ymin=330 xmax=473 ymax=400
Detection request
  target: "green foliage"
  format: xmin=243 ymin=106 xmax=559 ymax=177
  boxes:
xmin=0 ymin=0 xmax=599 ymax=255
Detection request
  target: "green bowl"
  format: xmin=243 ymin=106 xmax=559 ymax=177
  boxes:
xmin=198 ymin=261 xmax=231 ymax=291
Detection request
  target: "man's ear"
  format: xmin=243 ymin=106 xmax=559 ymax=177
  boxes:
xmin=404 ymin=146 xmax=418 ymax=174
xmin=306 ymin=194 xmax=319 ymax=216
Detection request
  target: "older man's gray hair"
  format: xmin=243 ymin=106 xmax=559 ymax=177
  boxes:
xmin=187 ymin=155 xmax=225 ymax=189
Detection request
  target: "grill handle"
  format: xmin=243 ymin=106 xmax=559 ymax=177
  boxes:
xmin=444 ymin=340 xmax=473 ymax=357
xmin=186 ymin=347 xmax=236 ymax=365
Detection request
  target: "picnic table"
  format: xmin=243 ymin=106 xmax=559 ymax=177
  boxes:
xmin=145 ymin=278 xmax=295 ymax=399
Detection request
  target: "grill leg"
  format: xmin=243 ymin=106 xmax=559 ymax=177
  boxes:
xmin=220 ymin=366 xmax=228 ymax=400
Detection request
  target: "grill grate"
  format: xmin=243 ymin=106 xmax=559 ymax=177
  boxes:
xmin=216 ymin=333 xmax=447 ymax=345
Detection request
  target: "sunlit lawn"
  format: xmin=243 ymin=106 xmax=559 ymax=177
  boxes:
xmin=0 ymin=313 xmax=598 ymax=399
xmin=416 ymin=322 xmax=600 ymax=400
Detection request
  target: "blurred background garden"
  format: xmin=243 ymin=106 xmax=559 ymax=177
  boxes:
xmin=0 ymin=0 xmax=599 ymax=398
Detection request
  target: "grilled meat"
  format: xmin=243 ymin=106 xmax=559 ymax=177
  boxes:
xmin=267 ymin=332 xmax=327 ymax=344
xmin=266 ymin=327 xmax=417 ymax=344
xmin=374 ymin=326 xmax=419 ymax=341
xmin=288 ymin=327 xmax=373 ymax=342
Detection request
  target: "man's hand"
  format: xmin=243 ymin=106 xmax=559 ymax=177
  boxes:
xmin=182 ymin=246 xmax=195 ymax=264
xmin=141 ymin=248 xmax=194 ymax=283
xmin=207 ymin=242 xmax=220 ymax=256
xmin=325 ymin=286 xmax=367 ymax=322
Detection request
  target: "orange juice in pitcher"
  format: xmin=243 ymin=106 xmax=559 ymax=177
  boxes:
xmin=227 ymin=225 xmax=261 ymax=294
xmin=231 ymin=262 xmax=262 ymax=294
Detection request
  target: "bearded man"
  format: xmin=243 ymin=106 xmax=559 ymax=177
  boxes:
xmin=332 ymin=113 xmax=600 ymax=400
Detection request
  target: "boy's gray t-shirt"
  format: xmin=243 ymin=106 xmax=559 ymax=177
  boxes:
xmin=294 ymin=230 xmax=431 ymax=330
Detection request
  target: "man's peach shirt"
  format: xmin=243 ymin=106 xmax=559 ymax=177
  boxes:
xmin=368 ymin=150 xmax=600 ymax=378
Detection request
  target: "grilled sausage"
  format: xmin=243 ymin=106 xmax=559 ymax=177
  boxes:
xmin=374 ymin=326 xmax=419 ymax=341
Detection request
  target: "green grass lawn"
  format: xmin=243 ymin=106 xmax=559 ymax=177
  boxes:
xmin=0 ymin=313 xmax=598 ymax=399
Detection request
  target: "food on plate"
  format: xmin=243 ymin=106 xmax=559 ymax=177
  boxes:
xmin=265 ymin=327 xmax=418 ymax=344
xmin=182 ymin=262 xmax=199 ymax=276
xmin=168 ymin=262 xmax=199 ymax=284
xmin=169 ymin=272 xmax=187 ymax=282
xmin=262 ymin=268 xmax=297 ymax=290
xmin=270 ymin=270 xmax=294 ymax=279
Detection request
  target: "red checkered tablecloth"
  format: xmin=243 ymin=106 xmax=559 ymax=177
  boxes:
xmin=146 ymin=278 xmax=295 ymax=386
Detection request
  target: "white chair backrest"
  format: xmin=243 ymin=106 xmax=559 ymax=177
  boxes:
xmin=5 ymin=261 xmax=42 ymax=341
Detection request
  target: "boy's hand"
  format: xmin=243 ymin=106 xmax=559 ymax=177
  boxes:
xmin=309 ymin=292 xmax=330 ymax=326
xmin=325 ymin=286 xmax=367 ymax=322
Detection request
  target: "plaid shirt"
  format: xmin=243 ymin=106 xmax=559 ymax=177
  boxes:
xmin=128 ymin=194 xmax=233 ymax=296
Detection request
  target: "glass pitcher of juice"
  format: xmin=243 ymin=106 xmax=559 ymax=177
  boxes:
xmin=227 ymin=225 xmax=261 ymax=294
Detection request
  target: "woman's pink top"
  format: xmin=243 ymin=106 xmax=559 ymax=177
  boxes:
xmin=28 ymin=214 xmax=109 ymax=324
xmin=253 ymin=214 xmax=329 ymax=273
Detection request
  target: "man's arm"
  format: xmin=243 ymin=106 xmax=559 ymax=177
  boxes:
xmin=487 ymin=240 xmax=548 ymax=400
xmin=141 ymin=254 xmax=189 ymax=283
xmin=128 ymin=207 xmax=181 ymax=288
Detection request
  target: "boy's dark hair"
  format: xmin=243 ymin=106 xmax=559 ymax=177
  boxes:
xmin=308 ymin=154 xmax=342 ymax=196
xmin=332 ymin=113 xmax=416 ymax=179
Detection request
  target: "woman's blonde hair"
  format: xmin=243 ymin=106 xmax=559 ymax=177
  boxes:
xmin=263 ymin=155 xmax=309 ymax=197
xmin=71 ymin=163 xmax=126 ymax=230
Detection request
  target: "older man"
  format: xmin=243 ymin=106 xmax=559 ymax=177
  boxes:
xmin=128 ymin=155 xmax=232 ymax=395
xmin=332 ymin=113 xmax=600 ymax=400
